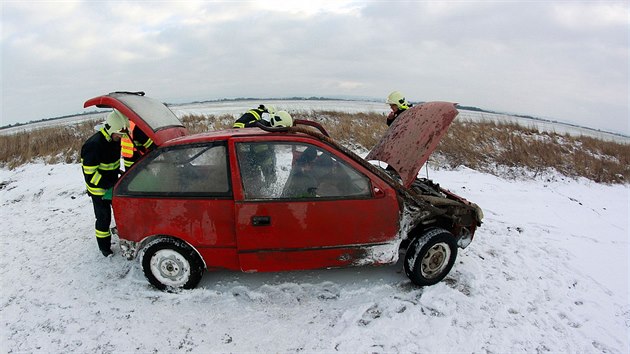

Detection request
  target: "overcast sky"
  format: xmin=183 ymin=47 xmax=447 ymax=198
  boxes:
xmin=2 ymin=1 xmax=628 ymax=134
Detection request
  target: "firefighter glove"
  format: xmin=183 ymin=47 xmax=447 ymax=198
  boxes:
xmin=103 ymin=188 xmax=113 ymax=200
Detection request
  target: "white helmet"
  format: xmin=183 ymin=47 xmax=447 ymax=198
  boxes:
xmin=386 ymin=91 xmax=410 ymax=110
xmin=105 ymin=109 xmax=130 ymax=135
xmin=270 ymin=111 xmax=293 ymax=127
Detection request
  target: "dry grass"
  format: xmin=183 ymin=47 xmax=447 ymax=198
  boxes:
xmin=436 ymin=120 xmax=630 ymax=183
xmin=179 ymin=113 xmax=235 ymax=133
xmin=294 ymin=111 xmax=387 ymax=152
xmin=0 ymin=119 xmax=98 ymax=169
xmin=1 ymin=111 xmax=628 ymax=184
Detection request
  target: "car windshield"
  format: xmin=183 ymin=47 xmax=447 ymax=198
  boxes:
xmin=114 ymin=93 xmax=183 ymax=132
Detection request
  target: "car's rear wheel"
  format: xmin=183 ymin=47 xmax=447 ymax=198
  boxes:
xmin=404 ymin=227 xmax=457 ymax=286
xmin=142 ymin=238 xmax=204 ymax=291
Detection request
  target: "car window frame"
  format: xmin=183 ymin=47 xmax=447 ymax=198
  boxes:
xmin=233 ymin=138 xmax=374 ymax=202
xmin=116 ymin=140 xmax=233 ymax=199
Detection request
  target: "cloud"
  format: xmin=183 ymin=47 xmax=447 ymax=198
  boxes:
xmin=1 ymin=0 xmax=628 ymax=135
xmin=552 ymin=2 xmax=628 ymax=29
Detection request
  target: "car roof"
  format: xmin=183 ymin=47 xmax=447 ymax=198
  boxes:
xmin=160 ymin=128 xmax=313 ymax=146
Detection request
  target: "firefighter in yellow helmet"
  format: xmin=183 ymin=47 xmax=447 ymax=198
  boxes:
xmin=80 ymin=109 xmax=130 ymax=257
xmin=232 ymin=104 xmax=276 ymax=128
xmin=385 ymin=91 xmax=412 ymax=126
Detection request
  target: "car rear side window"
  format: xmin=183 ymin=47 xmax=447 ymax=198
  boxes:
xmin=236 ymin=142 xmax=371 ymax=200
xmin=118 ymin=142 xmax=231 ymax=197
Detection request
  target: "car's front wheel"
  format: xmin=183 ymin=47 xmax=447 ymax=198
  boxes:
xmin=142 ymin=238 xmax=204 ymax=291
xmin=404 ymin=227 xmax=457 ymax=286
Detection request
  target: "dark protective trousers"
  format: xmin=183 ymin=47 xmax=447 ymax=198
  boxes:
xmin=90 ymin=195 xmax=112 ymax=253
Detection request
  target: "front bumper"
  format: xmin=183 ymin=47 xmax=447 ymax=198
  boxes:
xmin=456 ymin=227 xmax=474 ymax=249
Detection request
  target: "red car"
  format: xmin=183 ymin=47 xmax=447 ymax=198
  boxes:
xmin=84 ymin=92 xmax=483 ymax=291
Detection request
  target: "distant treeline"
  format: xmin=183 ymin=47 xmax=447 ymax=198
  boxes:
xmin=454 ymin=104 xmax=628 ymax=138
xmin=0 ymin=111 xmax=99 ymax=130
xmin=0 ymin=97 xmax=346 ymax=130
xmin=2 ymin=97 xmax=626 ymax=139
xmin=0 ymin=99 xmax=510 ymax=130
xmin=181 ymin=96 xmax=347 ymax=105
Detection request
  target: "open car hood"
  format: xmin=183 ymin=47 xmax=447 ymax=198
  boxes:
xmin=365 ymin=102 xmax=458 ymax=188
xmin=84 ymin=92 xmax=187 ymax=146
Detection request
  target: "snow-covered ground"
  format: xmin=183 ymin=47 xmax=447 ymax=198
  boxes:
xmin=1 ymin=162 xmax=628 ymax=353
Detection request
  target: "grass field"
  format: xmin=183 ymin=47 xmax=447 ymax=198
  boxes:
xmin=1 ymin=110 xmax=628 ymax=184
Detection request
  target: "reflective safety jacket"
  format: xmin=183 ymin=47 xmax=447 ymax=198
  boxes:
xmin=120 ymin=120 xmax=137 ymax=159
xmin=80 ymin=128 xmax=122 ymax=197
xmin=122 ymin=125 xmax=155 ymax=169
xmin=233 ymin=108 xmax=269 ymax=128
xmin=120 ymin=137 xmax=134 ymax=159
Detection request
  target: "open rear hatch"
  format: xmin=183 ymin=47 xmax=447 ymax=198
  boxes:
xmin=83 ymin=91 xmax=187 ymax=146
xmin=365 ymin=102 xmax=458 ymax=188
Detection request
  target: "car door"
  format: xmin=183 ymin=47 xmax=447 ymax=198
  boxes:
xmin=114 ymin=141 xmax=239 ymax=268
xmin=231 ymin=137 xmax=400 ymax=272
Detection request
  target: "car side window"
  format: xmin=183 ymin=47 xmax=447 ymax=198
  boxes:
xmin=119 ymin=142 xmax=231 ymax=196
xmin=236 ymin=142 xmax=371 ymax=200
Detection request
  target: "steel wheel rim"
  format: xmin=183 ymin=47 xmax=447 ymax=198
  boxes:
xmin=150 ymin=249 xmax=191 ymax=287
xmin=420 ymin=242 xmax=451 ymax=279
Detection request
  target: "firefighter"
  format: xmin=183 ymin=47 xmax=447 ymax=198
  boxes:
xmin=122 ymin=122 xmax=155 ymax=169
xmin=80 ymin=109 xmax=130 ymax=257
xmin=232 ymin=104 xmax=276 ymax=128
xmin=235 ymin=110 xmax=293 ymax=197
xmin=284 ymin=145 xmax=318 ymax=198
xmin=259 ymin=110 xmax=293 ymax=184
xmin=385 ymin=91 xmax=412 ymax=126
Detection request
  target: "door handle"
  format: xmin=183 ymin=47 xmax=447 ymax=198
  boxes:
xmin=251 ymin=216 xmax=271 ymax=226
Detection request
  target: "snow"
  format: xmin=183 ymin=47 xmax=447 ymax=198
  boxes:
xmin=171 ymin=101 xmax=630 ymax=144
xmin=3 ymin=99 xmax=628 ymax=144
xmin=1 ymin=162 xmax=628 ymax=353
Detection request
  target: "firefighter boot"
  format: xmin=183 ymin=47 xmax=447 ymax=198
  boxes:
xmin=97 ymin=236 xmax=113 ymax=257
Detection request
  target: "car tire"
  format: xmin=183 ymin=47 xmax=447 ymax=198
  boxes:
xmin=142 ymin=238 xmax=204 ymax=291
xmin=404 ymin=227 xmax=457 ymax=286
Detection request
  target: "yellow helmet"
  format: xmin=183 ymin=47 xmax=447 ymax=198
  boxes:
xmin=105 ymin=109 xmax=130 ymax=135
xmin=270 ymin=111 xmax=293 ymax=127
xmin=386 ymin=91 xmax=410 ymax=110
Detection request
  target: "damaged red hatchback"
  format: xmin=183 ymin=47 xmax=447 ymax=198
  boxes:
xmin=84 ymin=92 xmax=483 ymax=291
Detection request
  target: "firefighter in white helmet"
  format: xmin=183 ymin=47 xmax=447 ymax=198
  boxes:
xmin=80 ymin=109 xmax=130 ymax=257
